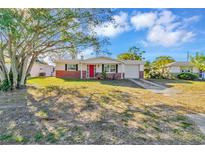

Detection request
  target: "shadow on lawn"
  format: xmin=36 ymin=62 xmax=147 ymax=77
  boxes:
xmin=0 ymin=85 xmax=205 ymax=144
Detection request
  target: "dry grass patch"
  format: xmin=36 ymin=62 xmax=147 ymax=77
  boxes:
xmin=149 ymin=79 xmax=205 ymax=113
xmin=0 ymin=77 xmax=205 ymax=144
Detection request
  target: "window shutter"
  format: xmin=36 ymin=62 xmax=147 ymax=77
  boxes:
xmin=65 ymin=64 xmax=67 ymax=71
xmin=102 ymin=64 xmax=104 ymax=72
xmin=116 ymin=64 xmax=118 ymax=73
xmin=76 ymin=64 xmax=78 ymax=71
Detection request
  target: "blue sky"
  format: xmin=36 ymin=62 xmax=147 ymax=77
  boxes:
xmin=83 ymin=8 xmax=205 ymax=62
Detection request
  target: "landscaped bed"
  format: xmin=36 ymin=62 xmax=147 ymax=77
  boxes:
xmin=0 ymin=77 xmax=205 ymax=144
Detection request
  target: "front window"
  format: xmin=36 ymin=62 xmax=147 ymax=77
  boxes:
xmin=104 ymin=64 xmax=116 ymax=73
xmin=65 ymin=64 xmax=77 ymax=71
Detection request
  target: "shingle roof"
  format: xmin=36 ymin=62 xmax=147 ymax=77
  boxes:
xmin=55 ymin=57 xmax=144 ymax=65
xmin=54 ymin=59 xmax=80 ymax=64
xmin=121 ymin=60 xmax=145 ymax=65
xmin=166 ymin=62 xmax=194 ymax=67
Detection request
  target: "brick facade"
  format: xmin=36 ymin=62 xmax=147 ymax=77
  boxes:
xmin=55 ymin=70 xmax=142 ymax=79
xmin=56 ymin=70 xmax=124 ymax=79
xmin=56 ymin=70 xmax=86 ymax=79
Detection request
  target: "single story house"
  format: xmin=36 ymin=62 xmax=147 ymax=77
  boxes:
xmin=54 ymin=56 xmax=144 ymax=79
xmin=30 ymin=60 xmax=54 ymax=77
xmin=5 ymin=60 xmax=54 ymax=77
xmin=166 ymin=61 xmax=205 ymax=79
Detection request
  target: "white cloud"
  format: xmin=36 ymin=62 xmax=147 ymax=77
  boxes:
xmin=183 ymin=15 xmax=201 ymax=24
xmin=91 ymin=10 xmax=199 ymax=48
xmin=157 ymin=10 xmax=177 ymax=26
xmin=131 ymin=12 xmax=157 ymax=30
xmin=93 ymin=12 xmax=130 ymax=37
xmin=147 ymin=25 xmax=195 ymax=47
xmin=78 ymin=47 xmax=94 ymax=59
xmin=131 ymin=10 xmax=198 ymax=47
xmin=181 ymin=31 xmax=195 ymax=42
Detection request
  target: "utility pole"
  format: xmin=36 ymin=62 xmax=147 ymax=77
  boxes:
xmin=187 ymin=51 xmax=190 ymax=62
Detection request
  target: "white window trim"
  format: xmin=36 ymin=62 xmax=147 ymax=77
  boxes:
xmin=104 ymin=64 xmax=116 ymax=73
xmin=66 ymin=64 xmax=77 ymax=71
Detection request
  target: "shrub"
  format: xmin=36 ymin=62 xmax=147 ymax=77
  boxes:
xmin=148 ymin=69 xmax=174 ymax=79
xmin=177 ymin=73 xmax=199 ymax=80
xmin=0 ymin=79 xmax=11 ymax=91
xmin=101 ymin=71 xmax=107 ymax=79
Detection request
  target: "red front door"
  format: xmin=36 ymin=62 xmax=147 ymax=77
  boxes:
xmin=89 ymin=65 xmax=94 ymax=77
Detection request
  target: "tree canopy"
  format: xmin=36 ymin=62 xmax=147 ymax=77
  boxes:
xmin=146 ymin=56 xmax=175 ymax=79
xmin=0 ymin=8 xmax=112 ymax=90
xmin=117 ymin=46 xmax=145 ymax=61
xmin=152 ymin=56 xmax=175 ymax=69
xmin=191 ymin=52 xmax=205 ymax=71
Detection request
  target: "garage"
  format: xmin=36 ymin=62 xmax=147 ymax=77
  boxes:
xmin=124 ymin=64 xmax=139 ymax=79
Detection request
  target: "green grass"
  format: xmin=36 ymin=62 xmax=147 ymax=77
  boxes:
xmin=45 ymin=132 xmax=58 ymax=143
xmin=0 ymin=134 xmax=28 ymax=143
xmin=121 ymin=109 xmax=134 ymax=123
xmin=28 ymin=77 xmax=109 ymax=87
xmin=35 ymin=110 xmax=49 ymax=118
xmin=34 ymin=132 xmax=44 ymax=142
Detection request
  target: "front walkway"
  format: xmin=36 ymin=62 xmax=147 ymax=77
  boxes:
xmin=129 ymin=79 xmax=181 ymax=96
xmin=187 ymin=114 xmax=205 ymax=134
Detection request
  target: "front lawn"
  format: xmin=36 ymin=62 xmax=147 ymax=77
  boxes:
xmin=0 ymin=77 xmax=205 ymax=144
xmin=149 ymin=79 xmax=205 ymax=113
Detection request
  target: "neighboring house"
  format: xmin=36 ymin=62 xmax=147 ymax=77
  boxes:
xmin=5 ymin=60 xmax=54 ymax=77
xmin=166 ymin=61 xmax=205 ymax=79
xmin=54 ymin=56 xmax=144 ymax=79
xmin=30 ymin=60 xmax=54 ymax=77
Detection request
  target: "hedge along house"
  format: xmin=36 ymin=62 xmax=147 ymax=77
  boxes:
xmin=54 ymin=56 xmax=144 ymax=79
xmin=166 ymin=61 xmax=205 ymax=79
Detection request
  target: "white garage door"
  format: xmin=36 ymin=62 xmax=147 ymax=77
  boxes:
xmin=124 ymin=65 xmax=139 ymax=79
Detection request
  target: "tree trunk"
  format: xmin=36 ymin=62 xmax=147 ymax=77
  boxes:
xmin=22 ymin=55 xmax=36 ymax=86
xmin=0 ymin=59 xmax=10 ymax=84
xmin=0 ymin=69 xmax=6 ymax=81
xmin=0 ymin=46 xmax=10 ymax=83
xmin=19 ymin=56 xmax=30 ymax=87
xmin=8 ymin=34 xmax=19 ymax=89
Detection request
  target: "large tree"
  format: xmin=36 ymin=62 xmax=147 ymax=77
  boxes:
xmin=117 ymin=46 xmax=145 ymax=60
xmin=191 ymin=52 xmax=205 ymax=71
xmin=149 ymin=56 xmax=175 ymax=79
xmin=0 ymin=8 xmax=111 ymax=90
xmin=152 ymin=56 xmax=175 ymax=69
